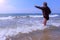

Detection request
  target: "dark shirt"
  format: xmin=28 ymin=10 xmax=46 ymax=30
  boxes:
xmin=35 ymin=6 xmax=51 ymax=20
xmin=35 ymin=6 xmax=51 ymax=15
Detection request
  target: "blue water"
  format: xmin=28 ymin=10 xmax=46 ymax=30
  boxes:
xmin=0 ymin=13 xmax=60 ymax=16
xmin=0 ymin=13 xmax=60 ymax=28
xmin=0 ymin=13 xmax=59 ymax=30
xmin=0 ymin=13 xmax=60 ymax=40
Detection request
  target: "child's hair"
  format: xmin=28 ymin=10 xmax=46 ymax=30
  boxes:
xmin=43 ymin=2 xmax=47 ymax=6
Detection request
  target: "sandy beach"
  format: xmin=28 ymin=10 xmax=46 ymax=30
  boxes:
xmin=5 ymin=26 xmax=60 ymax=40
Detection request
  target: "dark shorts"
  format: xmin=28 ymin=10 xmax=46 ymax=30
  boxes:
xmin=43 ymin=15 xmax=49 ymax=20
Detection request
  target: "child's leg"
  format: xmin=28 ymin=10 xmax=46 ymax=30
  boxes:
xmin=43 ymin=18 xmax=47 ymax=26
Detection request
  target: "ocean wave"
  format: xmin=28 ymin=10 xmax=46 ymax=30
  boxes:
xmin=0 ymin=23 xmax=60 ymax=40
xmin=0 ymin=16 xmax=15 ymax=20
xmin=20 ymin=14 xmax=59 ymax=18
xmin=29 ymin=15 xmax=43 ymax=17
xmin=49 ymin=14 xmax=59 ymax=17
xmin=51 ymin=23 xmax=60 ymax=27
xmin=0 ymin=24 xmax=47 ymax=40
xmin=0 ymin=14 xmax=59 ymax=20
xmin=29 ymin=14 xmax=59 ymax=18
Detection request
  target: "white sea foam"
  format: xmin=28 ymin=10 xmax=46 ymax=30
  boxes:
xmin=51 ymin=23 xmax=60 ymax=27
xmin=0 ymin=14 xmax=59 ymax=40
xmin=0 ymin=24 xmax=47 ymax=40
xmin=0 ymin=16 xmax=15 ymax=20
xmin=0 ymin=23 xmax=60 ymax=40
xmin=29 ymin=14 xmax=59 ymax=18
xmin=29 ymin=15 xmax=43 ymax=17
xmin=49 ymin=14 xmax=59 ymax=17
xmin=0 ymin=14 xmax=59 ymax=20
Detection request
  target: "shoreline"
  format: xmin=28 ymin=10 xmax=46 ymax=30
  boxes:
xmin=5 ymin=26 xmax=60 ymax=40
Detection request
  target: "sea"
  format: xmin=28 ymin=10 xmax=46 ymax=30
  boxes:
xmin=0 ymin=13 xmax=60 ymax=40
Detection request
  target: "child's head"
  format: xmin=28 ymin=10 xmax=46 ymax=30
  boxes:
xmin=43 ymin=2 xmax=47 ymax=6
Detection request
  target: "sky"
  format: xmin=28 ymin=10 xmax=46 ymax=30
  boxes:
xmin=0 ymin=0 xmax=60 ymax=13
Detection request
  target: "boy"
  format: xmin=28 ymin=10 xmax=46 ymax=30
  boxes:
xmin=35 ymin=2 xmax=51 ymax=26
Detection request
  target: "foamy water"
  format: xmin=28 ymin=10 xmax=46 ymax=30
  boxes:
xmin=0 ymin=14 xmax=60 ymax=40
xmin=0 ymin=14 xmax=59 ymax=20
xmin=0 ymin=24 xmax=47 ymax=40
xmin=26 ymin=14 xmax=59 ymax=18
xmin=0 ymin=16 xmax=15 ymax=20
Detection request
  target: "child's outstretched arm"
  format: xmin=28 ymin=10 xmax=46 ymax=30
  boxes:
xmin=35 ymin=6 xmax=43 ymax=9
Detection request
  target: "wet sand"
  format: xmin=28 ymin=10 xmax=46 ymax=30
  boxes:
xmin=6 ymin=26 xmax=60 ymax=40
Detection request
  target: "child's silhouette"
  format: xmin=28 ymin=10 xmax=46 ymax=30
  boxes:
xmin=35 ymin=2 xmax=51 ymax=26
